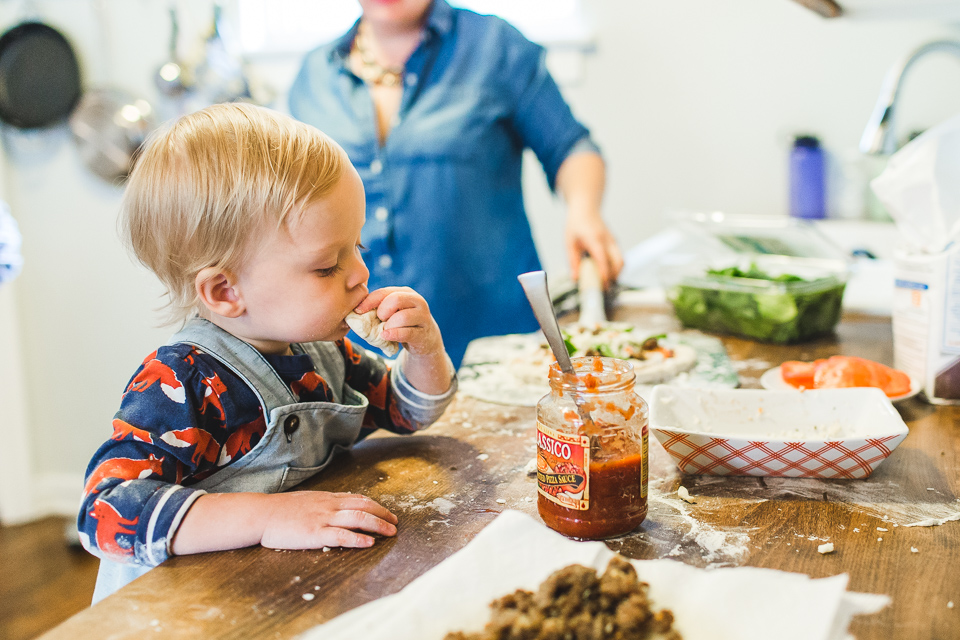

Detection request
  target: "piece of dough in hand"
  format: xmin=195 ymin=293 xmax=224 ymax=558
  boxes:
xmin=345 ymin=310 xmax=400 ymax=357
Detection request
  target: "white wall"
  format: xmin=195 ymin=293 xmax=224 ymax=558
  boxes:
xmin=0 ymin=0 xmax=176 ymax=522
xmin=1 ymin=0 xmax=959 ymax=521
xmin=525 ymin=1 xmax=960 ymax=274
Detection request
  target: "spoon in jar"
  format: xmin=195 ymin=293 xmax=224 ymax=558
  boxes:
xmin=518 ymin=271 xmax=598 ymax=435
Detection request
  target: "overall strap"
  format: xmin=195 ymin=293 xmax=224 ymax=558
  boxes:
xmin=168 ymin=318 xmax=297 ymax=416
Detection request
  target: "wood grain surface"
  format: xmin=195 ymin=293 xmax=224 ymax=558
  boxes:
xmin=0 ymin=517 xmax=98 ymax=640
xmin=40 ymin=308 xmax=960 ymax=639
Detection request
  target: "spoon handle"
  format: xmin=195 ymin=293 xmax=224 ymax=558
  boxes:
xmin=519 ymin=270 xmax=598 ymax=437
xmin=518 ymin=270 xmax=574 ymax=374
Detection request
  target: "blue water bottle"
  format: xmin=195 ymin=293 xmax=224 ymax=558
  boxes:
xmin=789 ymin=135 xmax=825 ymax=219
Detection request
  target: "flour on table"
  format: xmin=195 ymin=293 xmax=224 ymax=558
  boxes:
xmin=628 ymin=449 xmax=755 ymax=567
xmin=691 ymin=474 xmax=960 ymax=527
xmin=428 ymin=497 xmax=456 ymax=515
xmin=904 ymin=513 xmax=960 ymax=527
xmin=524 ymin=458 xmax=538 ymax=476
xmin=379 ymin=494 xmax=456 ymax=515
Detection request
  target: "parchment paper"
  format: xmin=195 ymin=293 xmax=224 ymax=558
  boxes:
xmin=298 ymin=510 xmax=889 ymax=640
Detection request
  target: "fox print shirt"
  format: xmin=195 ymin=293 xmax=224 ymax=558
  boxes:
xmin=78 ymin=338 xmax=454 ymax=566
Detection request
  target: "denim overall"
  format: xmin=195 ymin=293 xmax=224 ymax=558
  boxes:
xmin=92 ymin=318 xmax=369 ymax=602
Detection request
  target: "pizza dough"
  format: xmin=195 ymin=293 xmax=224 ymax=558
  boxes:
xmin=457 ymin=327 xmax=739 ymax=407
xmin=523 ymin=325 xmax=699 ymax=385
xmin=346 ymin=309 xmax=400 ymax=357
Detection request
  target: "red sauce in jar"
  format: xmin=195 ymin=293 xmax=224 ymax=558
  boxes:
xmin=537 ymin=357 xmax=648 ymax=540
xmin=538 ymin=452 xmax=647 ymax=540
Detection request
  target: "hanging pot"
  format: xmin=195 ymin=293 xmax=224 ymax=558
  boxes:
xmin=69 ymin=88 xmax=155 ymax=183
xmin=0 ymin=21 xmax=82 ymax=129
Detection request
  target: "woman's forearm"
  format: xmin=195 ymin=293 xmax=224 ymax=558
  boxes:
xmin=555 ymin=151 xmax=605 ymax=214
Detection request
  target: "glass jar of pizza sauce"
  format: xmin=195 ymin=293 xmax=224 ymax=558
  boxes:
xmin=536 ymin=357 xmax=648 ymax=540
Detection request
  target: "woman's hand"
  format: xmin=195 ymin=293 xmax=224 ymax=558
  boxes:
xmin=555 ymin=151 xmax=623 ymax=287
xmin=565 ymin=207 xmax=623 ymax=287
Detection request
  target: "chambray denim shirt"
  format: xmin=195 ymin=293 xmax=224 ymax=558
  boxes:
xmin=289 ymin=0 xmax=599 ymax=366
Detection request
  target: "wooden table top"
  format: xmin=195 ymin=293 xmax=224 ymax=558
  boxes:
xmin=42 ymin=307 xmax=960 ymax=640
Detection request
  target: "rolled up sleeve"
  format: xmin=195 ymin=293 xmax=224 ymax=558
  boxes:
xmin=389 ymin=355 xmax=458 ymax=428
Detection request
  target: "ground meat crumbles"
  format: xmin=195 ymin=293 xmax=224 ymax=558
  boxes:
xmin=443 ymin=556 xmax=682 ymax=640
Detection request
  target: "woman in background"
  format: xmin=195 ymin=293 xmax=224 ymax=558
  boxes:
xmin=289 ymin=0 xmax=621 ymax=366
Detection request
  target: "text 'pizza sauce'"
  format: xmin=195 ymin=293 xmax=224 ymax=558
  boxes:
xmin=536 ymin=356 xmax=649 ymax=539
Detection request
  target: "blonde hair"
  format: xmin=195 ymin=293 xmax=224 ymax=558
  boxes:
xmin=120 ymin=102 xmax=347 ymax=325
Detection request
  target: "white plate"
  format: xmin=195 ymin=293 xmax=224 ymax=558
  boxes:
xmin=759 ymin=365 xmax=921 ymax=403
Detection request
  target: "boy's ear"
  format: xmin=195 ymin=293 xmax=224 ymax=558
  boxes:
xmin=195 ymin=267 xmax=244 ymax=318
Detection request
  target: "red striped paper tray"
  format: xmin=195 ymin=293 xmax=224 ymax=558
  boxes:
xmin=648 ymin=387 xmax=908 ymax=479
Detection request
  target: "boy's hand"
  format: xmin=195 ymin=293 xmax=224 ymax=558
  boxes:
xmin=171 ymin=491 xmax=398 ymax=555
xmin=260 ymin=491 xmax=398 ymax=549
xmin=355 ymin=287 xmax=444 ymax=357
xmin=355 ymin=287 xmax=453 ymax=395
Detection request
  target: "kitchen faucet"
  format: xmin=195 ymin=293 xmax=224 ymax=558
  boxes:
xmin=859 ymin=40 xmax=960 ymax=155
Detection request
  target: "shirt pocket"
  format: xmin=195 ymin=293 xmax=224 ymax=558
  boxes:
xmin=278 ymin=464 xmax=328 ymax=492
xmin=276 ymin=441 xmax=351 ymax=492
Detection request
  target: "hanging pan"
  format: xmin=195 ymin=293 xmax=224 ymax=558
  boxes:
xmin=0 ymin=21 xmax=82 ymax=129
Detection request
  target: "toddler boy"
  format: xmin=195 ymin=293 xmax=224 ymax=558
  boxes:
xmin=78 ymin=103 xmax=457 ymax=603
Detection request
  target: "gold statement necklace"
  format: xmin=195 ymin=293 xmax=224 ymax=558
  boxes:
xmin=353 ymin=26 xmax=404 ymax=87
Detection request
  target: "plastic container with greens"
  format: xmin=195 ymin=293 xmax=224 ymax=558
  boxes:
xmin=666 ymin=255 xmax=848 ymax=344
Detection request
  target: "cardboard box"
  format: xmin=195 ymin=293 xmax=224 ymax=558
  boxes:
xmin=892 ymin=245 xmax=960 ymax=404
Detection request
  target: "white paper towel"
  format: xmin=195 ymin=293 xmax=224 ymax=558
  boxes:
xmin=299 ymin=510 xmax=889 ymax=640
